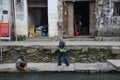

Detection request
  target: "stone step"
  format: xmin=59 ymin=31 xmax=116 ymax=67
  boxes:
xmin=107 ymin=59 xmax=120 ymax=71
xmin=111 ymin=47 xmax=120 ymax=54
xmin=64 ymin=38 xmax=95 ymax=41
xmin=95 ymin=37 xmax=120 ymax=41
xmin=25 ymin=37 xmax=52 ymax=41
xmin=62 ymin=36 xmax=95 ymax=41
xmin=25 ymin=36 xmax=120 ymax=42
xmin=25 ymin=36 xmax=95 ymax=41
xmin=102 ymin=37 xmax=120 ymax=41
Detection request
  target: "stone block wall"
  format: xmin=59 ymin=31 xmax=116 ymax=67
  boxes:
xmin=1 ymin=46 xmax=116 ymax=63
xmin=95 ymin=0 xmax=120 ymax=36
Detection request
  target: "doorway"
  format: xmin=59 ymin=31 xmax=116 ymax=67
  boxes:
xmin=74 ymin=1 xmax=89 ymax=36
xmin=28 ymin=8 xmax=48 ymax=27
xmin=27 ymin=0 xmax=48 ymax=37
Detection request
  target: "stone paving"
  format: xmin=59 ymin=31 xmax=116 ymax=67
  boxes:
xmin=0 ymin=63 xmax=115 ymax=72
xmin=0 ymin=41 xmax=120 ymax=47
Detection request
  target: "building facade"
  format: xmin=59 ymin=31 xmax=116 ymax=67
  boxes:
xmin=0 ymin=0 xmax=58 ymax=40
xmin=0 ymin=0 xmax=120 ymax=40
xmin=58 ymin=0 xmax=120 ymax=37
xmin=95 ymin=0 xmax=120 ymax=36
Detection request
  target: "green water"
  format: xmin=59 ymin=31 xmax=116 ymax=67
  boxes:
xmin=0 ymin=73 xmax=120 ymax=80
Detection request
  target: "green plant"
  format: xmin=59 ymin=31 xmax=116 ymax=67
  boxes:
xmin=17 ymin=35 xmax=26 ymax=41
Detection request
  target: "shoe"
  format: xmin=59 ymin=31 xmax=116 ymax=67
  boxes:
xmin=66 ymin=64 xmax=69 ymax=67
xmin=57 ymin=64 xmax=61 ymax=66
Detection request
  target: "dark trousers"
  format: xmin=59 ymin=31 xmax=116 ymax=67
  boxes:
xmin=57 ymin=52 xmax=69 ymax=66
xmin=20 ymin=63 xmax=27 ymax=68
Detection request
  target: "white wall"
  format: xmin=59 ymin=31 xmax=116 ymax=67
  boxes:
xmin=48 ymin=0 xmax=58 ymax=37
xmin=14 ymin=0 xmax=58 ymax=37
xmin=0 ymin=0 xmax=11 ymax=23
xmin=14 ymin=0 xmax=28 ymax=36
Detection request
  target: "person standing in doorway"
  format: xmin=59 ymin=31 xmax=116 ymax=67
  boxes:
xmin=79 ymin=15 xmax=83 ymax=35
xmin=57 ymin=37 xmax=69 ymax=66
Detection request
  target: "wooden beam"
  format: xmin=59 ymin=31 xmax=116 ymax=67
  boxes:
xmin=28 ymin=4 xmax=47 ymax=8
xmin=68 ymin=2 xmax=74 ymax=36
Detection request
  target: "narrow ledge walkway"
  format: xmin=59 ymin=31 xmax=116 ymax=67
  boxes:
xmin=0 ymin=63 xmax=115 ymax=73
xmin=0 ymin=41 xmax=120 ymax=47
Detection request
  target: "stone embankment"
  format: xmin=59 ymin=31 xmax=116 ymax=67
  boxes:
xmin=0 ymin=41 xmax=120 ymax=72
xmin=1 ymin=46 xmax=114 ymax=63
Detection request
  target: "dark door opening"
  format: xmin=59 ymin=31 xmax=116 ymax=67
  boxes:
xmin=28 ymin=0 xmax=48 ymax=37
xmin=28 ymin=8 xmax=48 ymax=27
xmin=74 ymin=1 xmax=89 ymax=36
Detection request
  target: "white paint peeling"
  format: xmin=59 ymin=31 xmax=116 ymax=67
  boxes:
xmin=14 ymin=0 xmax=28 ymax=36
xmin=48 ymin=0 xmax=58 ymax=37
xmin=0 ymin=0 xmax=11 ymax=23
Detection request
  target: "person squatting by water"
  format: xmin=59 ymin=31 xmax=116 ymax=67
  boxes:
xmin=57 ymin=37 xmax=69 ymax=66
xmin=16 ymin=55 xmax=27 ymax=71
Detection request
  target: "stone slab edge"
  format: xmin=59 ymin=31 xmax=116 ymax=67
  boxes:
xmin=0 ymin=63 xmax=116 ymax=73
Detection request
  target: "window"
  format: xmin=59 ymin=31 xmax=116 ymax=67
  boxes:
xmin=113 ymin=2 xmax=120 ymax=16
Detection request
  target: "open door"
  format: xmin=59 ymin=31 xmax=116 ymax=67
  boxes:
xmin=27 ymin=0 xmax=48 ymax=37
xmin=74 ymin=1 xmax=89 ymax=36
xmin=63 ymin=1 xmax=95 ymax=37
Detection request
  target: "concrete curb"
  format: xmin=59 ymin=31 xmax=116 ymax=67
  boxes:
xmin=0 ymin=63 xmax=115 ymax=73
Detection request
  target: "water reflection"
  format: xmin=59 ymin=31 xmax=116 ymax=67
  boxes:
xmin=0 ymin=73 xmax=120 ymax=80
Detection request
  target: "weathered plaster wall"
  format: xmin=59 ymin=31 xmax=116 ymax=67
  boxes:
xmin=14 ymin=0 xmax=58 ymax=37
xmin=48 ymin=0 xmax=58 ymax=37
xmin=95 ymin=0 xmax=120 ymax=36
xmin=57 ymin=0 xmax=64 ymax=37
xmin=0 ymin=0 xmax=11 ymax=23
xmin=14 ymin=0 xmax=28 ymax=36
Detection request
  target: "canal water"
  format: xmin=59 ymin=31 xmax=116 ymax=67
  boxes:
xmin=0 ymin=72 xmax=120 ymax=80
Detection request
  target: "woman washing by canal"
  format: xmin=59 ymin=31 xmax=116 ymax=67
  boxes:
xmin=16 ymin=55 xmax=27 ymax=71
